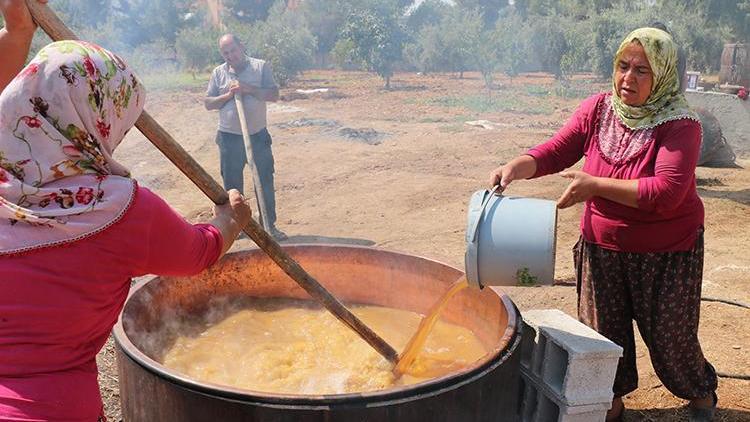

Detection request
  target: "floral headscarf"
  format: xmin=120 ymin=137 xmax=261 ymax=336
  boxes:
xmin=611 ymin=27 xmax=697 ymax=129
xmin=0 ymin=40 xmax=144 ymax=255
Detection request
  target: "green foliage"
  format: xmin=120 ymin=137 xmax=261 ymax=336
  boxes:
xmin=49 ymin=0 xmax=112 ymax=29
xmin=109 ymin=0 xmax=185 ymax=46
xmin=522 ymin=81 xmax=600 ymax=99
xmin=331 ymin=38 xmax=358 ymax=69
xmin=453 ymin=0 xmax=508 ymax=27
xmin=651 ymin=3 xmax=729 ymax=73
xmin=475 ymin=28 xmax=502 ymax=89
xmin=175 ymin=27 xmax=221 ymax=76
xmin=17 ymin=0 xmax=750 ymax=87
xmin=553 ymin=80 xmax=600 ymax=99
xmin=560 ymin=19 xmax=594 ymax=79
xmin=404 ymin=7 xmax=484 ymax=79
xmin=227 ymin=1 xmax=316 ymax=86
xmin=590 ymin=5 xmax=649 ymax=78
xmin=494 ymin=12 xmax=529 ymax=82
xmin=337 ymin=8 xmax=405 ymax=88
xmin=516 ymin=267 xmax=538 ymax=286
xmin=402 ymin=24 xmax=442 ymax=73
xmin=426 ymin=94 xmax=554 ymax=115
xmin=526 ymin=16 xmax=570 ymax=79
xmin=405 ymin=0 xmax=450 ymax=34
xmin=300 ymin=0 xmax=349 ymax=63
xmin=674 ymin=0 xmax=750 ymax=42
xmin=125 ymin=38 xmax=179 ymax=76
xmin=223 ymin=0 xmax=276 ymax=23
xmin=439 ymin=8 xmax=483 ymax=77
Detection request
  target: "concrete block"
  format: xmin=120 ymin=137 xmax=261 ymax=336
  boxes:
xmin=522 ymin=309 xmax=623 ymax=406
xmin=519 ymin=374 xmax=610 ymax=422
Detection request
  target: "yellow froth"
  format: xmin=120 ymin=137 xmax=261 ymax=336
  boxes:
xmin=162 ymin=302 xmax=487 ymax=394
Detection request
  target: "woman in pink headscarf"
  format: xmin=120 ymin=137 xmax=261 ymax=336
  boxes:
xmin=0 ymin=9 xmax=252 ymax=422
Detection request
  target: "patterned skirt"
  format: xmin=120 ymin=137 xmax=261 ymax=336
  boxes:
xmin=573 ymin=232 xmax=717 ymax=399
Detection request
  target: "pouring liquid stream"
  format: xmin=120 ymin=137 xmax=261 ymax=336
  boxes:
xmin=394 ymin=277 xmax=469 ymax=375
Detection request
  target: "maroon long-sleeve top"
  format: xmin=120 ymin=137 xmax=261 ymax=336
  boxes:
xmin=527 ymin=93 xmax=704 ymax=252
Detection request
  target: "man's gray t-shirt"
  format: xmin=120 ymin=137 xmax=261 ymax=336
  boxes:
xmin=206 ymin=56 xmax=277 ymax=136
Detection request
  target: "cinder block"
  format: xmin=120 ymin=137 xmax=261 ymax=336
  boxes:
xmin=522 ymin=309 xmax=623 ymax=406
xmin=519 ymin=373 xmax=610 ymax=422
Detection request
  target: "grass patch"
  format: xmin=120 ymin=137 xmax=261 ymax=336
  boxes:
xmin=553 ymin=82 xmax=598 ymax=99
xmin=516 ymin=267 xmax=539 ymax=286
xmin=452 ymin=115 xmax=473 ymax=122
xmin=426 ymin=94 xmax=554 ymax=115
xmin=140 ymin=72 xmax=211 ymax=91
xmin=518 ymin=82 xmax=597 ymax=100
xmin=439 ymin=123 xmax=466 ymax=133
xmin=525 ymin=85 xmax=550 ymax=97
xmin=419 ymin=116 xmax=448 ymax=123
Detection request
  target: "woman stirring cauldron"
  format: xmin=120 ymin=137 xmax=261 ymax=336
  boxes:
xmin=0 ymin=1 xmax=252 ymax=420
xmin=489 ymin=28 xmax=718 ymax=421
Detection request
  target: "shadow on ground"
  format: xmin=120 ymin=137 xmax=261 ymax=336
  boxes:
xmin=698 ymin=188 xmax=750 ymax=206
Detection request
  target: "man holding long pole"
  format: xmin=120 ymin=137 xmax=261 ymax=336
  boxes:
xmin=204 ymin=34 xmax=286 ymax=240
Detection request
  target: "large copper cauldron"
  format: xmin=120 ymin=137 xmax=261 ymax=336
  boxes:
xmin=113 ymin=245 xmax=522 ymax=421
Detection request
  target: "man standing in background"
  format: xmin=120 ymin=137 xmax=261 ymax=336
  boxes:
xmin=204 ymin=33 xmax=286 ymax=240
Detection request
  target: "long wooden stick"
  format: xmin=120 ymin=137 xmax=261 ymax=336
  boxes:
xmin=26 ymin=0 xmax=398 ymax=363
xmin=234 ymin=93 xmax=272 ymax=233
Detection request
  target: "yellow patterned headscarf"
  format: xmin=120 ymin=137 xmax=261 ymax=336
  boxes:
xmin=611 ymin=27 xmax=697 ymax=129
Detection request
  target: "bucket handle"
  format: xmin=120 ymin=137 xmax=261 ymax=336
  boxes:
xmin=467 ymin=185 xmax=503 ymax=243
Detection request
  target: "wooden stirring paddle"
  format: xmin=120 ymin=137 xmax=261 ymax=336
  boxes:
xmin=233 ymin=93 xmax=273 ymax=233
xmin=25 ymin=0 xmax=398 ymax=364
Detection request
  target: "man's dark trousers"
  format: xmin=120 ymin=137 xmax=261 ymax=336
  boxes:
xmin=215 ymin=128 xmax=276 ymax=227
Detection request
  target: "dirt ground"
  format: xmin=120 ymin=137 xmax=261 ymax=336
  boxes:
xmin=98 ymin=70 xmax=750 ymax=421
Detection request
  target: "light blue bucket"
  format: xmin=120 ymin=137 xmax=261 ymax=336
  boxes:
xmin=465 ymin=187 xmax=558 ymax=288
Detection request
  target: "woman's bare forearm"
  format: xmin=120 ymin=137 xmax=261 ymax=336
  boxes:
xmin=489 ymin=154 xmax=538 ymax=188
xmin=0 ymin=0 xmax=44 ymax=94
xmin=209 ymin=213 xmax=243 ymax=257
xmin=0 ymin=27 xmax=34 ymax=94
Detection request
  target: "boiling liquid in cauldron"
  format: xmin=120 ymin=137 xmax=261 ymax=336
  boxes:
xmin=161 ymin=299 xmax=487 ymax=395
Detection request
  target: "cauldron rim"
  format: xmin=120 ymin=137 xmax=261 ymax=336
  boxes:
xmin=113 ymin=244 xmax=520 ymax=406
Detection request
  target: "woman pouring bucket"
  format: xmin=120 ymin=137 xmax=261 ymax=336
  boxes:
xmin=478 ymin=28 xmax=717 ymax=421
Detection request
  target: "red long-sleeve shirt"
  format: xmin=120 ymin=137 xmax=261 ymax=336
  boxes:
xmin=0 ymin=186 xmax=223 ymax=421
xmin=527 ymin=93 xmax=704 ymax=252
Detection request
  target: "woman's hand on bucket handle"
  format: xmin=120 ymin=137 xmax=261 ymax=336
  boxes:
xmin=489 ymin=155 xmax=537 ymax=190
